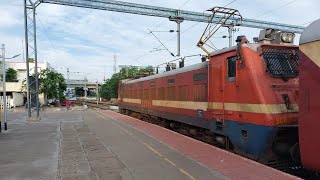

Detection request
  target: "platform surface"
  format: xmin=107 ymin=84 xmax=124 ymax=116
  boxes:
xmin=0 ymin=108 xmax=300 ymax=180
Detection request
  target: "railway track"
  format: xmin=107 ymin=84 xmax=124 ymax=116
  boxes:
xmin=76 ymin=100 xmax=118 ymax=111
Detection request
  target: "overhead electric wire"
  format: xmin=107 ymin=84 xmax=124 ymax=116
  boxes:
xmin=132 ymin=0 xmax=194 ymax=62
xmin=135 ymin=0 xmax=238 ymax=63
xmin=223 ymin=0 xmax=238 ymax=7
xmin=37 ymin=16 xmax=57 ymax=50
xmin=156 ymin=0 xmax=238 ymax=49
xmin=148 ymin=28 xmax=175 ymax=56
xmin=178 ymin=0 xmax=192 ymax=9
xmin=254 ymin=0 xmax=298 ymax=19
xmin=300 ymin=19 xmax=318 ymax=26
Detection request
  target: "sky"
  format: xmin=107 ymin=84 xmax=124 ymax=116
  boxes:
xmin=0 ymin=0 xmax=319 ymax=82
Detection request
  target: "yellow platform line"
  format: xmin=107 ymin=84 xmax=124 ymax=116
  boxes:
xmin=179 ymin=168 xmax=197 ymax=180
xmin=97 ymin=111 xmax=196 ymax=180
xmin=164 ymin=157 xmax=176 ymax=167
xmin=111 ymin=122 xmax=133 ymax=136
xmin=96 ymin=112 xmax=133 ymax=136
xmin=143 ymin=142 xmax=163 ymax=157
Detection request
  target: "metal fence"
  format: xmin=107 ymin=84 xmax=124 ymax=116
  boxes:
xmin=0 ymin=96 xmax=13 ymax=109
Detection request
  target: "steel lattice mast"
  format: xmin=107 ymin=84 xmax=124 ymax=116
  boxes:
xmin=40 ymin=0 xmax=304 ymax=33
xmin=24 ymin=0 xmax=41 ymax=119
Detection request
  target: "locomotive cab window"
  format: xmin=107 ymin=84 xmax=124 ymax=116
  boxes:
xmin=227 ymin=56 xmax=237 ymax=82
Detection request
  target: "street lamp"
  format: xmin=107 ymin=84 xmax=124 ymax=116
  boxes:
xmin=1 ymin=44 xmax=21 ymax=131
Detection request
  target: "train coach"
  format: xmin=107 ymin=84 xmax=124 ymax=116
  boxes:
xmin=299 ymin=19 xmax=320 ymax=173
xmin=118 ymin=30 xmax=300 ymax=165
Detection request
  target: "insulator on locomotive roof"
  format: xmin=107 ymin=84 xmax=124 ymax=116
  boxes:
xmin=253 ymin=37 xmax=259 ymax=43
xmin=166 ymin=64 xmax=170 ymax=71
xmin=236 ymin=36 xmax=248 ymax=44
xmin=179 ymin=60 xmax=184 ymax=68
xmin=201 ymin=56 xmax=207 ymax=62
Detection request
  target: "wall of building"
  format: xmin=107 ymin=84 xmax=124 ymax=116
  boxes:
xmin=12 ymin=92 xmax=24 ymax=107
xmin=0 ymin=82 xmax=23 ymax=92
xmin=6 ymin=61 xmax=53 ymax=83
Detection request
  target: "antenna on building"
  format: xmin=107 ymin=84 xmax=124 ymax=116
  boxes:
xmin=113 ymin=54 xmax=117 ymax=74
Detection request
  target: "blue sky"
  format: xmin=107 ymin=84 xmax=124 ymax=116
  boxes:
xmin=0 ymin=0 xmax=319 ymax=82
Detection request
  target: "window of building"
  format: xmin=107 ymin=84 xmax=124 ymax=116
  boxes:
xmin=227 ymin=56 xmax=237 ymax=82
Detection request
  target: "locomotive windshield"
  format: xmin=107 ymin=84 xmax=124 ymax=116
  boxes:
xmin=261 ymin=47 xmax=299 ymax=78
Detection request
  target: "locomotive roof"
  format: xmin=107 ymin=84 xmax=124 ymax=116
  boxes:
xmin=210 ymin=46 xmax=237 ymax=57
xmin=124 ymin=61 xmax=208 ymax=84
xmin=300 ymin=19 xmax=320 ymax=44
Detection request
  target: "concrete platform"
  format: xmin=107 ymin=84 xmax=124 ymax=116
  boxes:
xmin=0 ymin=109 xmax=300 ymax=180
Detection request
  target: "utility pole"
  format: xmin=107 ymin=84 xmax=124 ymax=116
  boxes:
xmin=169 ymin=16 xmax=184 ymax=57
xmin=0 ymin=55 xmax=1 ymax=133
xmin=84 ymin=80 xmax=87 ymax=98
xmin=228 ymin=26 xmax=234 ymax=47
xmin=1 ymin=44 xmax=7 ymax=130
xmin=96 ymin=82 xmax=99 ymax=105
xmin=0 ymin=45 xmax=20 ymax=131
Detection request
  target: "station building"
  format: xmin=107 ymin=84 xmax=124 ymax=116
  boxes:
xmin=0 ymin=61 xmax=53 ymax=108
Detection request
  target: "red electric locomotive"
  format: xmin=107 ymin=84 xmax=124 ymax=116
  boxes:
xmin=299 ymin=19 xmax=320 ymax=173
xmin=118 ymin=29 xmax=300 ymax=166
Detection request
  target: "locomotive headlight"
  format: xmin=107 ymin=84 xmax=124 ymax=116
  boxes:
xmin=281 ymin=32 xmax=295 ymax=43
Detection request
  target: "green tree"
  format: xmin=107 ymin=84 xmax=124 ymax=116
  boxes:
xmin=100 ymin=66 xmax=154 ymax=100
xmin=99 ymin=73 xmax=120 ymax=100
xmin=28 ymin=58 xmax=34 ymax=63
xmin=75 ymin=87 xmax=84 ymax=97
xmin=39 ymin=69 xmax=67 ymax=101
xmin=5 ymin=68 xmax=18 ymax=82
